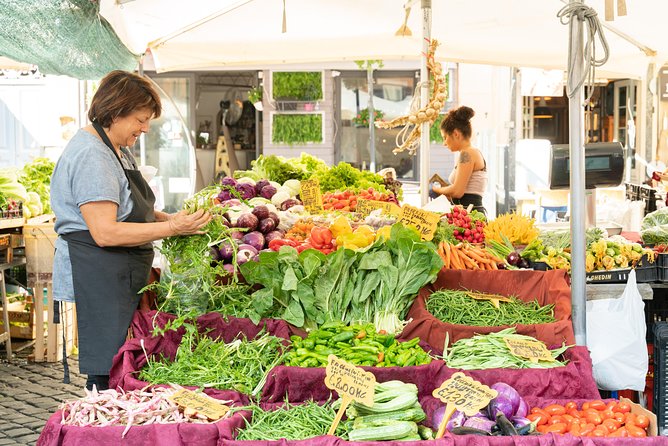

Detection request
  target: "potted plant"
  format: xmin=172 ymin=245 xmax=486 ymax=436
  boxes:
xmin=248 ymin=86 xmax=263 ymax=111
xmin=352 ymin=108 xmax=384 ymax=127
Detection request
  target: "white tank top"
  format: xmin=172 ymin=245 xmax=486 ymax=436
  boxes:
xmin=448 ymin=155 xmax=488 ymax=196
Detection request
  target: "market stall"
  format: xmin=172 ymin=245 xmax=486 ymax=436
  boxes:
xmin=31 ymin=152 xmax=664 ymax=445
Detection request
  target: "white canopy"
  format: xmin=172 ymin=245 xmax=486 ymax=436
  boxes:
xmin=100 ymin=0 xmax=668 ymax=77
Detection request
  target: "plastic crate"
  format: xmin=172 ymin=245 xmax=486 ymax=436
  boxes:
xmin=646 ymin=299 xmax=668 ymax=343
xmin=653 ymin=322 xmax=668 ymax=434
xmin=23 ymin=222 xmax=56 ymax=285
xmin=586 ymin=253 xmax=657 ymax=284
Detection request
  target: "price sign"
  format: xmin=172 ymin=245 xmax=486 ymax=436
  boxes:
xmin=398 ymin=204 xmax=440 ymax=241
xmin=300 ymin=178 xmax=323 ymax=213
xmin=466 ymin=291 xmax=513 ymax=309
xmin=168 ymin=389 xmax=230 ymax=420
xmin=356 ymin=199 xmax=402 ymax=218
xmin=325 ymin=355 xmax=376 ymax=435
xmin=504 ymin=337 xmax=555 ymax=363
xmin=432 ymin=372 xmax=497 ymax=439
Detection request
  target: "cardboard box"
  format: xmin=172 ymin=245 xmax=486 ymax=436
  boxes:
xmin=621 ymin=396 xmax=658 ymax=436
xmin=0 ymin=300 xmax=37 ymax=339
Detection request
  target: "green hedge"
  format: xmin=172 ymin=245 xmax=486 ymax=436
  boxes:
xmin=272 ymin=114 xmax=323 ymax=145
xmin=272 ymin=72 xmax=323 ymax=101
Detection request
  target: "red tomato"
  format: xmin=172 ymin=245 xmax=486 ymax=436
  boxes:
xmin=601 ymin=418 xmax=620 ymax=433
xmin=635 ymin=414 xmax=650 ymax=429
xmin=626 ymin=424 xmax=648 ymax=438
xmin=565 ymin=401 xmax=578 ymax=411
xmin=614 ymin=401 xmax=631 ymax=414
xmin=544 ymin=404 xmax=567 ymax=416
xmin=548 ymin=415 xmax=566 ymax=426
xmin=528 ymin=413 xmax=549 ymax=426
xmin=545 ymin=423 xmax=568 ymax=434
xmin=589 ymin=400 xmax=606 ymax=411
xmin=579 ymin=423 xmax=596 ymax=436
xmin=608 ymin=427 xmax=629 ymax=437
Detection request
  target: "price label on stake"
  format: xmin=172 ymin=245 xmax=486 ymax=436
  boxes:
xmin=432 ymin=372 xmax=497 ymax=439
xmin=168 ymin=389 xmax=230 ymax=420
xmin=300 ymin=178 xmax=324 ymax=213
xmin=398 ymin=204 xmax=440 ymax=240
xmin=325 ymin=355 xmax=376 ymax=435
xmin=356 ymin=199 xmax=402 ymax=218
xmin=504 ymin=337 xmax=555 ymax=363
xmin=466 ymin=292 xmax=512 ymax=309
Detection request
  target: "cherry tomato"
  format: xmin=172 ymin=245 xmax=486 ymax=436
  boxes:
xmin=579 ymin=423 xmax=596 ymax=436
xmin=568 ymin=423 xmax=581 ymax=436
xmin=585 ymin=411 xmax=602 ymax=426
xmin=608 ymin=427 xmax=629 ymax=437
xmin=528 ymin=412 xmax=549 ymax=426
xmin=545 ymin=423 xmax=568 ymax=434
xmin=613 ymin=412 xmax=625 ymax=424
xmin=565 ymin=401 xmax=578 ymax=411
xmin=602 ymin=418 xmax=620 ymax=433
xmin=635 ymin=414 xmax=650 ymax=429
xmin=544 ymin=404 xmax=567 ymax=416
xmin=600 ymin=409 xmax=615 ymax=421
xmin=548 ymin=415 xmax=565 ymax=425
xmin=589 ymin=428 xmax=607 ymax=437
xmin=624 ymin=412 xmax=637 ymax=425
xmin=626 ymin=424 xmax=648 ymax=438
xmin=568 ymin=409 xmax=583 ymax=419
xmin=614 ymin=401 xmax=632 ymax=414
xmin=589 ymin=400 xmax=606 ymax=411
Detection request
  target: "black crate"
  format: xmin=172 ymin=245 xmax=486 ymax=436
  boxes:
xmin=647 ymin=300 xmax=668 ymax=343
xmin=653 ymin=322 xmax=668 ymax=433
xmin=625 ymin=182 xmax=640 ymax=201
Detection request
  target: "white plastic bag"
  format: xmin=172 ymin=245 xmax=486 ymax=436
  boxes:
xmin=586 ymin=269 xmax=648 ymax=391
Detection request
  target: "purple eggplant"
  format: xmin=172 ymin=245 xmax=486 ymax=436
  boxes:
xmin=242 ymin=231 xmax=265 ymax=251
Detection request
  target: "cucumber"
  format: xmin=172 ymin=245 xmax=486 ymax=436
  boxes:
xmin=352 ymin=407 xmax=426 ymax=428
xmin=348 ymin=421 xmax=418 ymax=441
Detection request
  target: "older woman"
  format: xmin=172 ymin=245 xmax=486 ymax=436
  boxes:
xmin=51 ymin=70 xmax=210 ymax=390
xmin=431 ymin=106 xmax=488 ymax=215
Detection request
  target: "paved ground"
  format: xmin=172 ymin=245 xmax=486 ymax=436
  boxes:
xmin=0 ymin=344 xmax=86 ymax=446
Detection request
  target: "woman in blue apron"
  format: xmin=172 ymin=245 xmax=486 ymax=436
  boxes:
xmin=431 ymin=106 xmax=488 ymax=216
xmin=51 ymin=71 xmax=210 ymax=390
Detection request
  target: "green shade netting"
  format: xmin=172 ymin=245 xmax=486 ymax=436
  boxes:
xmin=0 ymin=0 xmax=137 ymax=80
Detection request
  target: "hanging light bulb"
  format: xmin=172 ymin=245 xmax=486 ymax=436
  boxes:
xmin=534 ymin=97 xmax=553 ymax=119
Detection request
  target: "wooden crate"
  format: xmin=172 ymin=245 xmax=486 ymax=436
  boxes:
xmin=0 ymin=299 xmax=38 ymax=339
xmin=32 ymin=284 xmax=77 ymax=362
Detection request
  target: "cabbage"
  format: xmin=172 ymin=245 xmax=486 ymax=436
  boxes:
xmin=248 ymin=197 xmax=271 ymax=207
xmin=236 ymin=177 xmax=257 ymax=186
xmin=282 ymin=179 xmax=302 ymax=195
xmin=641 ymin=208 xmax=668 ymax=244
xmin=271 ymin=190 xmax=291 ymax=207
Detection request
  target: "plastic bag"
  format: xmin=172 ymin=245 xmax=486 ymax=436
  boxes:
xmin=586 ymin=269 xmax=648 ymax=391
xmin=641 ymin=207 xmax=668 ymax=244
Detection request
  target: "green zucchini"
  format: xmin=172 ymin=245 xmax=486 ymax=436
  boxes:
xmin=352 ymin=407 xmax=426 ymax=428
xmin=418 ymin=424 xmax=435 ymax=440
xmin=353 ymin=393 xmax=418 ymax=414
xmin=348 ymin=421 xmax=418 ymax=441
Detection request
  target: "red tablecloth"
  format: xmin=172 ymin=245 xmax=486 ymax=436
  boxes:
xmin=402 ymin=269 xmax=575 ymax=353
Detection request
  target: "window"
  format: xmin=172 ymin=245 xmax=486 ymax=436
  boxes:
xmin=338 ymin=71 xmax=418 ymax=180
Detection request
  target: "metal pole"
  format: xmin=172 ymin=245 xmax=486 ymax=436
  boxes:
xmin=368 ymin=66 xmax=376 ymax=173
xmin=138 ymin=57 xmax=147 ymax=167
xmin=568 ymin=0 xmax=587 ymax=346
xmin=419 ymin=0 xmax=432 ymax=206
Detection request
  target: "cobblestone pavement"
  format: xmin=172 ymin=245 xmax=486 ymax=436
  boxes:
xmin=0 ymin=345 xmax=86 ymax=446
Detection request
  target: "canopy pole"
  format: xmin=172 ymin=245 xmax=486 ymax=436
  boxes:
xmin=368 ymin=65 xmax=376 ymax=173
xmin=568 ymin=0 xmax=587 ymax=347
xmin=420 ymin=0 xmax=432 ymax=206
xmin=138 ymin=56 xmax=147 ymax=167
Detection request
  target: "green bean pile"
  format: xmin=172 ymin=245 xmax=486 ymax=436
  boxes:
xmin=426 ymin=289 xmax=556 ymax=326
xmin=444 ymin=328 xmax=569 ymax=369
xmin=139 ymin=330 xmax=286 ymax=397
xmin=236 ymin=401 xmax=343 ymax=440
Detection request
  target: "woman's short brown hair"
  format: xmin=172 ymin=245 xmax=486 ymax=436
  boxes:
xmin=440 ymin=105 xmax=475 ymax=139
xmin=88 ymin=70 xmax=161 ymax=127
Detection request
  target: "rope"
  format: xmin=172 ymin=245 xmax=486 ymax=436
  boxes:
xmin=557 ymin=2 xmax=610 ymax=102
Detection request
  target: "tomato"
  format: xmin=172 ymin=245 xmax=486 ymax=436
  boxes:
xmin=585 ymin=411 xmax=602 ymax=426
xmin=614 ymin=401 xmax=631 ymax=414
xmin=582 ymin=402 xmax=590 ymax=411
xmin=544 ymin=404 xmax=567 ymax=416
xmin=624 ymin=412 xmax=637 ymax=426
xmin=568 ymin=423 xmax=581 ymax=436
xmin=536 ymin=424 xmax=549 ymax=434
xmin=626 ymin=424 xmax=648 ymax=438
xmin=528 ymin=412 xmax=549 ymax=426
xmin=635 ymin=414 xmax=650 ymax=429
xmin=601 ymin=418 xmax=620 ymax=433
xmin=606 ymin=401 xmax=618 ymax=411
xmin=568 ymin=409 xmax=582 ymax=419
xmin=589 ymin=427 xmax=607 ymax=437
xmin=608 ymin=427 xmax=629 ymax=437
xmin=589 ymin=400 xmax=606 ymax=411
xmin=600 ymin=409 xmax=615 ymax=421
xmin=531 ymin=407 xmax=551 ymax=419
xmin=561 ymin=414 xmax=575 ymax=424
xmin=613 ymin=412 xmax=625 ymax=424
xmin=548 ymin=415 xmax=565 ymax=425
xmin=579 ymin=423 xmax=596 ymax=436
xmin=565 ymin=401 xmax=578 ymax=411
xmin=545 ymin=423 xmax=568 ymax=434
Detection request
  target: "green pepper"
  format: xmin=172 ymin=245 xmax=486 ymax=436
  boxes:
xmin=330 ymin=331 xmax=355 ymax=344
xmin=320 ymin=321 xmax=345 ymax=330
xmin=313 ymin=345 xmax=335 ymax=355
xmin=313 ymin=330 xmax=334 ymax=339
xmin=351 ymin=345 xmax=379 ymax=354
xmin=403 ymin=354 xmax=418 ymax=367
xmin=395 ymin=350 xmax=412 ymax=366
xmin=399 ymin=338 xmax=420 ymax=349
xmin=302 ymin=338 xmax=315 ymax=349
xmin=374 ymin=334 xmax=395 ymax=348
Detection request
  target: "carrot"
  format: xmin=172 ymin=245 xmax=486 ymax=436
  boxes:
xmin=458 ymin=250 xmax=478 ymax=269
xmin=436 ymin=244 xmax=448 ymax=266
xmin=465 ymin=248 xmax=491 ymax=265
xmin=441 ymin=243 xmax=451 ymax=268
xmin=449 ymin=246 xmax=463 ymax=269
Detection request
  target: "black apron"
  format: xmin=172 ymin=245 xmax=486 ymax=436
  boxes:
xmin=62 ymin=122 xmax=155 ymax=375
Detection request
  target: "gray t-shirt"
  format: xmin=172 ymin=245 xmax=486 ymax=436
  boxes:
xmin=51 ymin=129 xmax=135 ymax=302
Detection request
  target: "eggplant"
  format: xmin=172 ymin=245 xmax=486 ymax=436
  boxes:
xmin=450 ymin=427 xmax=491 ymax=436
xmin=495 ymin=413 xmax=518 ymax=436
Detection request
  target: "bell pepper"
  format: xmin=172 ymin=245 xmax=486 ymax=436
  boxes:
xmin=336 ymin=232 xmax=372 ymax=250
xmin=329 ymin=215 xmax=353 ymax=238
xmin=268 ymin=238 xmax=299 ymax=251
xmin=375 ymin=225 xmax=392 ymax=241
xmin=353 ymin=225 xmax=376 ymax=245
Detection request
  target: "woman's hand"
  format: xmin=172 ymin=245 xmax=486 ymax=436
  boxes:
xmin=168 ymin=209 xmax=211 ymax=235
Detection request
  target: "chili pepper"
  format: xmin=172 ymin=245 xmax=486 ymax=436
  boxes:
xmin=330 ymin=331 xmax=355 ymax=343
xmin=302 ymin=339 xmax=315 ymax=349
xmin=350 ymin=345 xmax=379 ymax=354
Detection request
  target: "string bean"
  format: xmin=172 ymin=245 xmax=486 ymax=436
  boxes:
xmin=444 ymin=328 xmax=569 ymax=369
xmin=236 ymin=401 xmax=342 ymax=440
xmin=426 ymin=289 xmax=555 ymax=326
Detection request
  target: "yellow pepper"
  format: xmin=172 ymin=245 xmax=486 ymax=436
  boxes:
xmin=375 ymin=225 xmax=392 ymax=241
xmin=330 ymin=216 xmax=352 ymax=238
xmin=353 ymin=225 xmax=376 ymax=245
xmin=336 ymin=232 xmax=372 ymax=250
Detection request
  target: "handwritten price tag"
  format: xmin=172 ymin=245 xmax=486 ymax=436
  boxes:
xmin=325 ymin=355 xmax=376 ymax=435
xmin=466 ymin=292 xmax=512 ymax=309
xmin=168 ymin=389 xmax=230 ymax=420
xmin=398 ymin=204 xmax=440 ymax=240
xmin=356 ymin=199 xmax=402 ymax=218
xmin=300 ymin=178 xmax=324 ymax=213
xmin=504 ymin=337 xmax=555 ymax=363
xmin=432 ymin=372 xmax=497 ymax=439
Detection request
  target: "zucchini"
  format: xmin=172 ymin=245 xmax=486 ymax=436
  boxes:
xmin=418 ymin=425 xmax=434 ymax=440
xmin=397 ymin=434 xmax=422 ymax=441
xmin=352 ymin=407 xmax=426 ymax=428
xmin=348 ymin=421 xmax=417 ymax=441
xmin=375 ymin=381 xmax=418 ymax=394
xmin=353 ymin=393 xmax=418 ymax=414
xmin=372 ymin=387 xmax=418 ymax=404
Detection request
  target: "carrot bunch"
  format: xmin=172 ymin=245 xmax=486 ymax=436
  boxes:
xmin=437 ymin=242 xmax=503 ymax=270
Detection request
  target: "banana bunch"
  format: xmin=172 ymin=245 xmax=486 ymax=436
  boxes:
xmin=483 ymin=212 xmax=539 ymax=246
